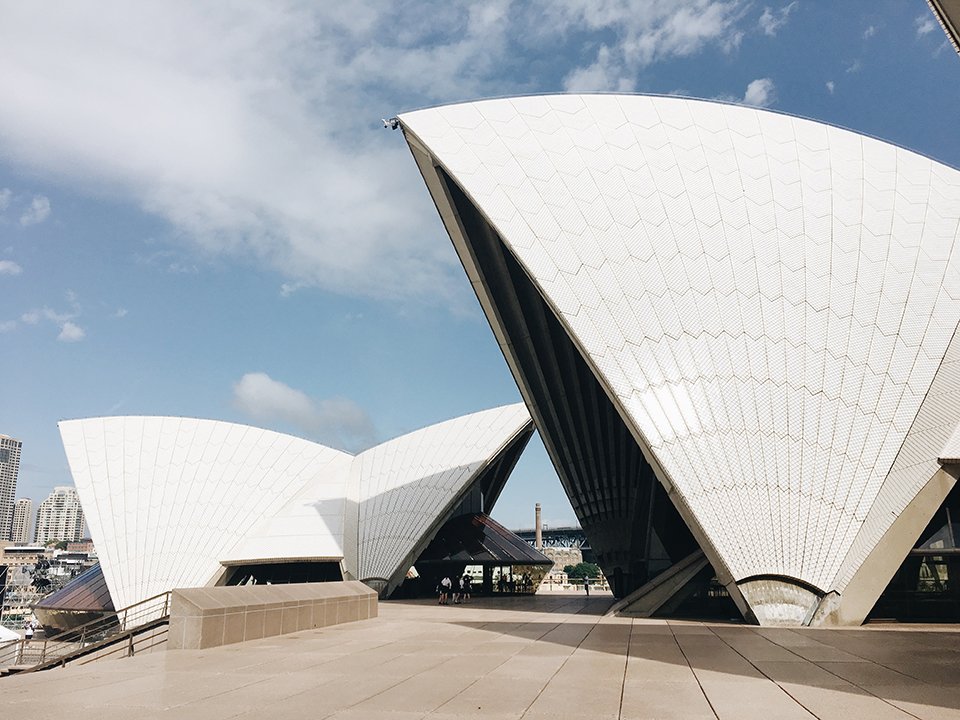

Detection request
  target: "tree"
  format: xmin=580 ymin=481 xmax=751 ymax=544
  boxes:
xmin=563 ymin=562 xmax=600 ymax=579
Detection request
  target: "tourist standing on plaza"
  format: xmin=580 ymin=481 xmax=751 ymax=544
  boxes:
xmin=583 ymin=576 xmax=591 ymax=597
xmin=440 ymin=575 xmax=452 ymax=605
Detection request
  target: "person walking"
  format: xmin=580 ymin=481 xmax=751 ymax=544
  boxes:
xmin=462 ymin=574 xmax=472 ymax=603
xmin=440 ymin=575 xmax=453 ymax=605
xmin=24 ymin=620 xmax=35 ymax=646
xmin=583 ymin=576 xmax=591 ymax=597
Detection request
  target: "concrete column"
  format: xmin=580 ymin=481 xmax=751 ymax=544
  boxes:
xmin=535 ymin=503 xmax=542 ymax=550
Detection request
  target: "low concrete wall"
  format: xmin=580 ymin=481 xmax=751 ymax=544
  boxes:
xmin=167 ymin=581 xmax=377 ymax=650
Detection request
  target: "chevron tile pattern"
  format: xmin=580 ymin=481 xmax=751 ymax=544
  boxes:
xmin=59 ymin=404 xmax=532 ymax=608
xmin=400 ymin=94 xmax=960 ymax=595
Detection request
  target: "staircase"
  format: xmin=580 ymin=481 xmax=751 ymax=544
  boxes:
xmin=0 ymin=591 xmax=171 ymax=676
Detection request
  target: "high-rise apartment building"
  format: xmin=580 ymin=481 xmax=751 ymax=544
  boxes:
xmin=0 ymin=435 xmax=22 ymax=540
xmin=11 ymin=498 xmax=32 ymax=544
xmin=34 ymin=486 xmax=85 ymax=545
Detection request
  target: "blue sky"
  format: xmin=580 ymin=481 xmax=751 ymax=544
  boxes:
xmin=0 ymin=1 xmax=957 ymax=532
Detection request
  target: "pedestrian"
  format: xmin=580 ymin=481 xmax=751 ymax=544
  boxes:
xmin=440 ymin=575 xmax=453 ymax=605
xmin=462 ymin=574 xmax=472 ymax=603
xmin=583 ymin=576 xmax=591 ymax=597
xmin=24 ymin=620 xmax=34 ymax=645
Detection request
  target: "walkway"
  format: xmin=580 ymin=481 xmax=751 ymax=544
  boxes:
xmin=2 ymin=593 xmax=958 ymax=719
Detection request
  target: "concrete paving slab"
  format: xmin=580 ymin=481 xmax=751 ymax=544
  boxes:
xmin=3 ymin=595 xmax=960 ymax=720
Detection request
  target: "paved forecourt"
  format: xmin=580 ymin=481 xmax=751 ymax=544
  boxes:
xmin=2 ymin=593 xmax=959 ymax=720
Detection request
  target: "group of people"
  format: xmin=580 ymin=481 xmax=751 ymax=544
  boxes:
xmin=437 ymin=573 xmax=472 ymax=605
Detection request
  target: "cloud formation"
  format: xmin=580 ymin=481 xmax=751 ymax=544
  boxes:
xmin=57 ymin=321 xmax=85 ymax=342
xmin=561 ymin=1 xmax=747 ymax=92
xmin=232 ymin=372 xmax=377 ymax=452
xmin=0 ymin=2 xmax=764 ymax=304
xmin=758 ymin=2 xmax=798 ymax=37
xmin=19 ymin=195 xmax=51 ymax=226
xmin=0 ymin=260 xmax=22 ymax=275
xmin=915 ymin=14 xmax=936 ymax=37
xmin=19 ymin=291 xmax=85 ymax=342
xmin=742 ymin=77 xmax=776 ymax=107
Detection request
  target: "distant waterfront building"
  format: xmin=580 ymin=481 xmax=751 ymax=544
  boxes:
xmin=0 ymin=435 xmax=22 ymax=540
xmin=35 ymin=486 xmax=85 ymax=545
xmin=11 ymin=498 xmax=33 ymax=544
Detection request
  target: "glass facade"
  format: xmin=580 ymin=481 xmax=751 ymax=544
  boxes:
xmin=870 ymin=483 xmax=960 ymax=621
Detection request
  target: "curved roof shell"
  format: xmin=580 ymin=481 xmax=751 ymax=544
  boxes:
xmin=399 ymin=94 xmax=960 ymax=622
xmin=59 ymin=404 xmax=532 ymax=609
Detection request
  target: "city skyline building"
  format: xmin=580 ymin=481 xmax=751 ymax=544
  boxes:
xmin=34 ymin=486 xmax=85 ymax=546
xmin=399 ymin=93 xmax=960 ymax=626
xmin=0 ymin=435 xmax=22 ymax=541
xmin=10 ymin=497 xmax=33 ymax=545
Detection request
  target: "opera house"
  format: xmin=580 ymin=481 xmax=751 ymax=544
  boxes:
xmin=58 ymin=405 xmax=537 ymax=611
xmin=397 ymin=94 xmax=960 ymax=626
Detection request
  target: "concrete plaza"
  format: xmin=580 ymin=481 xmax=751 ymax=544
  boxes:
xmin=2 ymin=593 xmax=959 ymax=720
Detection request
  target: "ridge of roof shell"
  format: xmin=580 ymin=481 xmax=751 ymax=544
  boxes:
xmin=60 ymin=402 xmax=530 ymax=457
xmin=399 ymin=93 xmax=960 ymax=612
xmin=396 ymin=92 xmax=960 ymax=173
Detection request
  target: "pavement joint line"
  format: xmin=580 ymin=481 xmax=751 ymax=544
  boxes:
xmin=616 ymin=616 xmax=633 ymax=720
xmin=327 ymin=608 xmax=572 ymax=719
xmin=514 ymin=599 xmax=605 ymax=719
xmin=665 ymin=621 xmax=720 ymax=720
xmin=704 ymin=624 xmax=821 ymax=719
xmin=777 ymin=628 xmax=941 ymax=686
xmin=769 ymin=626 xmax=934 ymax=686
xmin=158 ymin=622 xmax=433 ymax=715
xmin=741 ymin=627 xmax=927 ymax=720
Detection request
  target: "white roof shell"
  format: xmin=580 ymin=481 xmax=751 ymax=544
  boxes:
xmin=60 ymin=404 xmax=531 ymax=610
xmin=399 ymin=94 xmax=960 ymax=602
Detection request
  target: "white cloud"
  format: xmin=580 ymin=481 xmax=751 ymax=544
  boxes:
xmin=0 ymin=260 xmax=22 ymax=275
xmin=19 ymin=195 xmax=51 ymax=226
xmin=0 ymin=3 xmax=764 ymax=304
xmin=742 ymin=77 xmax=776 ymax=107
xmin=845 ymin=59 xmax=862 ymax=74
xmin=560 ymin=1 xmax=747 ymax=92
xmin=279 ymin=281 xmax=306 ymax=297
xmin=916 ymin=14 xmax=937 ymax=37
xmin=758 ymin=2 xmax=798 ymax=37
xmin=0 ymin=320 xmax=15 ymax=333
xmin=0 ymin=189 xmax=10 ymax=212
xmin=57 ymin=321 xmax=85 ymax=342
xmin=232 ymin=372 xmax=376 ymax=452
xmin=21 ymin=293 xmax=83 ymax=341
xmin=22 ymin=307 xmax=71 ymax=324
xmin=863 ymin=25 xmax=877 ymax=39
xmin=114 ymin=307 xmax=128 ymax=318
xmin=826 ymin=80 xmax=835 ymax=94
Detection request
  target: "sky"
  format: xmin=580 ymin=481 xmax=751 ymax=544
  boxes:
xmin=0 ymin=1 xmax=958 ymax=533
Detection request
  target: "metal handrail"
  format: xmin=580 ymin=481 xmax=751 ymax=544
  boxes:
xmin=0 ymin=590 xmax=171 ymax=674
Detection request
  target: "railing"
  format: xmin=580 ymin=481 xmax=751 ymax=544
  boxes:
xmin=0 ymin=591 xmax=171 ymax=675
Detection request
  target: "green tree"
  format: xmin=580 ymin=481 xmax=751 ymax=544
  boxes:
xmin=562 ymin=562 xmax=600 ymax=579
